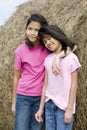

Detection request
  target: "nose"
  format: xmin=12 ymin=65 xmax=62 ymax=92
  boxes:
xmin=46 ymin=40 xmax=50 ymax=46
xmin=31 ymin=30 xmax=35 ymax=35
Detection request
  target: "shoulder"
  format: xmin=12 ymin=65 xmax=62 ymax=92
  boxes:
xmin=15 ymin=42 xmax=27 ymax=53
xmin=45 ymin=53 xmax=54 ymax=60
xmin=64 ymin=53 xmax=81 ymax=69
xmin=62 ymin=53 xmax=81 ymax=68
xmin=44 ymin=53 xmax=55 ymax=65
xmin=65 ymin=53 xmax=79 ymax=61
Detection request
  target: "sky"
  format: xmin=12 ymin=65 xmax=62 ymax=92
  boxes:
xmin=0 ymin=0 xmax=27 ymax=26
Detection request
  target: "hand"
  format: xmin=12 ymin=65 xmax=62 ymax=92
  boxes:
xmin=11 ymin=103 xmax=16 ymax=115
xmin=52 ymin=47 xmax=73 ymax=76
xmin=64 ymin=109 xmax=73 ymax=124
xmin=35 ymin=109 xmax=43 ymax=123
xmin=52 ymin=55 xmax=60 ymax=76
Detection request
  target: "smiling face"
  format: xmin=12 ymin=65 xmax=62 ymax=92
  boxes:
xmin=26 ymin=21 xmax=41 ymax=46
xmin=43 ymin=35 xmax=62 ymax=54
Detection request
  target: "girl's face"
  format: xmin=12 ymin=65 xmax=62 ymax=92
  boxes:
xmin=43 ymin=35 xmax=62 ymax=53
xmin=26 ymin=21 xmax=41 ymax=45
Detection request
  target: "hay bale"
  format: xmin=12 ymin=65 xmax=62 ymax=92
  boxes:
xmin=0 ymin=0 xmax=87 ymax=130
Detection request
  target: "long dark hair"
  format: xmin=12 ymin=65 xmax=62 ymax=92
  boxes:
xmin=39 ymin=25 xmax=77 ymax=51
xmin=25 ymin=13 xmax=48 ymax=48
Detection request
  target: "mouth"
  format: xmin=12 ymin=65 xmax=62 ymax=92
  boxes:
xmin=30 ymin=36 xmax=36 ymax=38
xmin=47 ymin=43 xmax=54 ymax=49
xmin=28 ymin=36 xmax=37 ymax=40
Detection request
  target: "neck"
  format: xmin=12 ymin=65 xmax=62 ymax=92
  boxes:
xmin=33 ymin=40 xmax=40 ymax=47
xmin=54 ymin=44 xmax=62 ymax=54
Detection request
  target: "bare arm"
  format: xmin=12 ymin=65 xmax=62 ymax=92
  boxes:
xmin=66 ymin=45 xmax=77 ymax=55
xmin=64 ymin=70 xmax=78 ymax=123
xmin=72 ymin=45 xmax=77 ymax=52
xmin=35 ymin=69 xmax=48 ymax=122
xmin=11 ymin=69 xmax=21 ymax=115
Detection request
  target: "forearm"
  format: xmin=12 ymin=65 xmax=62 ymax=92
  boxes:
xmin=64 ymin=83 xmax=77 ymax=123
xmin=35 ymin=70 xmax=48 ymax=123
xmin=60 ymin=45 xmax=77 ymax=58
xmin=67 ymin=84 xmax=77 ymax=111
xmin=72 ymin=45 xmax=77 ymax=52
xmin=39 ymin=70 xmax=48 ymax=112
xmin=57 ymin=45 xmax=77 ymax=59
xmin=12 ymin=77 xmax=19 ymax=104
xmin=67 ymin=71 xmax=78 ymax=111
xmin=12 ymin=70 xmax=21 ymax=104
xmin=39 ymin=85 xmax=46 ymax=112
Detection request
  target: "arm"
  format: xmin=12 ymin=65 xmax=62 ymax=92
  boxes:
xmin=35 ymin=69 xmax=48 ymax=122
xmin=52 ymin=45 xmax=77 ymax=76
xmin=11 ymin=69 xmax=21 ymax=115
xmin=65 ymin=45 xmax=77 ymax=55
xmin=64 ymin=70 xmax=78 ymax=123
xmin=72 ymin=44 xmax=77 ymax=52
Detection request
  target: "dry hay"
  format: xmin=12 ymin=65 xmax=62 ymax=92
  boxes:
xmin=0 ymin=0 xmax=87 ymax=130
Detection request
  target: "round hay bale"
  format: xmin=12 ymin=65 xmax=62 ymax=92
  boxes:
xmin=0 ymin=0 xmax=87 ymax=130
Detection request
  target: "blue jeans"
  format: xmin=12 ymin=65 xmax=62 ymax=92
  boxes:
xmin=14 ymin=94 xmax=44 ymax=130
xmin=45 ymin=100 xmax=73 ymax=130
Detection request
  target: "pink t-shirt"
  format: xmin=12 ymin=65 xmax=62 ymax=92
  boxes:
xmin=15 ymin=43 xmax=49 ymax=96
xmin=44 ymin=53 xmax=81 ymax=113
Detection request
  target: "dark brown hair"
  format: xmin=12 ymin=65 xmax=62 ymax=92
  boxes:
xmin=39 ymin=25 xmax=77 ymax=51
xmin=25 ymin=13 xmax=48 ymax=48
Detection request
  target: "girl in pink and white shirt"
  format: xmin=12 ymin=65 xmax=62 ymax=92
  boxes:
xmin=35 ymin=25 xmax=81 ymax=130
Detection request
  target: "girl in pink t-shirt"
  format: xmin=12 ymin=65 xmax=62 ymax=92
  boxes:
xmin=11 ymin=13 xmax=50 ymax=130
xmin=35 ymin=25 xmax=81 ymax=130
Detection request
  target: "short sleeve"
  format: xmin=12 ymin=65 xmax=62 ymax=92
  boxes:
xmin=70 ymin=55 xmax=81 ymax=73
xmin=14 ymin=50 xmax=22 ymax=70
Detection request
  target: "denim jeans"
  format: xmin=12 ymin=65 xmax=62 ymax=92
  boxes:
xmin=14 ymin=94 xmax=43 ymax=130
xmin=45 ymin=100 xmax=73 ymax=130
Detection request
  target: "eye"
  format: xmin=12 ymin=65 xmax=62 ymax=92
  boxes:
xmin=27 ymin=27 xmax=32 ymax=30
xmin=43 ymin=35 xmax=51 ymax=45
xmin=43 ymin=40 xmax=47 ymax=44
xmin=35 ymin=29 xmax=39 ymax=32
xmin=47 ymin=36 xmax=51 ymax=40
